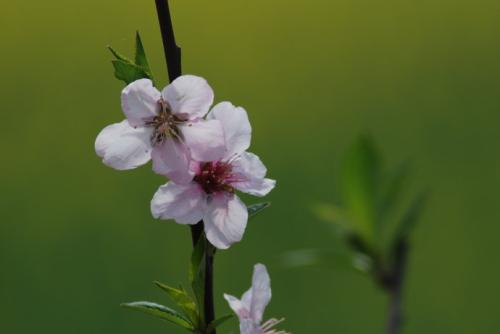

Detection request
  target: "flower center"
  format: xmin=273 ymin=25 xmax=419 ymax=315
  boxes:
xmin=194 ymin=161 xmax=235 ymax=194
xmin=145 ymin=98 xmax=184 ymax=145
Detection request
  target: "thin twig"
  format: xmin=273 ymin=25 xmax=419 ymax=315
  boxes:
xmin=384 ymin=239 xmax=409 ymax=334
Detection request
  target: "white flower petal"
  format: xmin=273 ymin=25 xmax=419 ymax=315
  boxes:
xmin=231 ymin=152 xmax=276 ymax=196
xmin=162 ymin=75 xmax=214 ymax=119
xmin=224 ymin=294 xmax=250 ymax=320
xmin=208 ymin=102 xmax=251 ymax=159
xmin=240 ymin=319 xmax=262 ymax=334
xmin=121 ymin=79 xmax=161 ymax=127
xmin=203 ymin=193 xmax=248 ymax=249
xmin=95 ymin=120 xmax=152 ymax=170
xmin=152 ymin=140 xmax=194 ymax=184
xmin=179 ymin=119 xmax=226 ymax=162
xmin=249 ymin=264 xmax=272 ymax=324
xmin=151 ymin=182 xmax=206 ymax=224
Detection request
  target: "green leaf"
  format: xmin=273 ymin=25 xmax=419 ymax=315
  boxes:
xmin=154 ymin=281 xmax=199 ymax=326
xmin=377 ymin=161 xmax=410 ymax=222
xmin=280 ymin=248 xmax=372 ymax=274
xmin=134 ymin=31 xmax=151 ymax=70
xmin=108 ymin=32 xmax=154 ymax=85
xmin=111 ymin=60 xmax=149 ymax=85
xmin=121 ymin=301 xmax=194 ymax=331
xmin=107 ymin=45 xmax=131 ymax=62
xmin=341 ymin=135 xmax=380 ymax=243
xmin=189 ymin=236 xmax=206 ymax=324
xmin=394 ymin=191 xmax=428 ymax=243
xmin=207 ymin=314 xmax=234 ymax=332
xmin=312 ymin=203 xmax=350 ymax=230
xmin=248 ymin=202 xmax=271 ymax=218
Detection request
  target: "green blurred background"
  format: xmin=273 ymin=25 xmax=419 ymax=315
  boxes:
xmin=2 ymin=0 xmax=499 ymax=332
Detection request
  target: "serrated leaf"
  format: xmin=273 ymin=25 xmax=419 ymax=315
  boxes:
xmin=341 ymin=135 xmax=380 ymax=243
xmin=111 ymin=60 xmax=150 ymax=85
xmin=108 ymin=32 xmax=154 ymax=85
xmin=207 ymin=314 xmax=234 ymax=332
xmin=248 ymin=202 xmax=270 ymax=218
xmin=154 ymin=281 xmax=199 ymax=326
xmin=135 ymin=31 xmax=151 ymax=70
xmin=108 ymin=45 xmax=131 ymax=62
xmin=121 ymin=301 xmax=194 ymax=331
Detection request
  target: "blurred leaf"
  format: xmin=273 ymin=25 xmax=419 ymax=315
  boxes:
xmin=377 ymin=161 xmax=411 ymax=222
xmin=189 ymin=236 xmax=206 ymax=324
xmin=280 ymin=248 xmax=372 ymax=274
xmin=154 ymin=281 xmax=199 ymax=326
xmin=393 ymin=191 xmax=428 ymax=243
xmin=111 ymin=60 xmax=150 ymax=85
xmin=207 ymin=314 xmax=234 ymax=332
xmin=121 ymin=301 xmax=194 ymax=330
xmin=341 ymin=135 xmax=380 ymax=243
xmin=248 ymin=202 xmax=270 ymax=218
xmin=313 ymin=203 xmax=349 ymax=230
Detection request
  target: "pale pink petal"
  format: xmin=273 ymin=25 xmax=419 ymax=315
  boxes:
xmin=240 ymin=319 xmax=262 ymax=334
xmin=203 ymin=193 xmax=248 ymax=249
xmin=179 ymin=119 xmax=226 ymax=162
xmin=224 ymin=294 xmax=250 ymax=320
xmin=208 ymin=102 xmax=251 ymax=159
xmin=249 ymin=264 xmax=272 ymax=324
xmin=231 ymin=152 xmax=276 ymax=196
xmin=162 ymin=75 xmax=214 ymax=119
xmin=241 ymin=288 xmax=253 ymax=310
xmin=121 ymin=79 xmax=161 ymax=127
xmin=151 ymin=140 xmax=194 ymax=184
xmin=151 ymin=182 xmax=206 ymax=224
xmin=95 ymin=120 xmax=152 ymax=170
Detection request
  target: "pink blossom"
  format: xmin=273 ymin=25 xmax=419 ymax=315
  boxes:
xmin=150 ymin=102 xmax=276 ymax=249
xmin=95 ymin=76 xmax=225 ymax=183
xmin=224 ymin=264 xmax=289 ymax=334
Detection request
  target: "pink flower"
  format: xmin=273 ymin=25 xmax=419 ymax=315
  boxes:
xmin=224 ymin=264 xmax=289 ymax=334
xmin=95 ymin=76 xmax=225 ymax=183
xmin=150 ymin=102 xmax=276 ymax=249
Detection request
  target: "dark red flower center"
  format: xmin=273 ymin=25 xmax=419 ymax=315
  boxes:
xmin=194 ymin=161 xmax=234 ymax=194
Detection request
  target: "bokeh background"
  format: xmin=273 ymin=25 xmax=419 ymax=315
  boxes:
xmin=2 ymin=0 xmax=500 ymax=333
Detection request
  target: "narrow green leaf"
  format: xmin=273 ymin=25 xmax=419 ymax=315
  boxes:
xmin=207 ymin=314 xmax=234 ymax=332
xmin=111 ymin=60 xmax=150 ymax=85
xmin=154 ymin=281 xmax=199 ymax=325
xmin=394 ymin=191 xmax=428 ymax=242
xmin=135 ymin=31 xmax=151 ymax=70
xmin=248 ymin=202 xmax=271 ymax=218
xmin=280 ymin=248 xmax=372 ymax=274
xmin=377 ymin=161 xmax=410 ymax=222
xmin=341 ymin=135 xmax=380 ymax=243
xmin=312 ymin=203 xmax=350 ymax=230
xmin=121 ymin=301 xmax=194 ymax=330
xmin=107 ymin=45 xmax=131 ymax=62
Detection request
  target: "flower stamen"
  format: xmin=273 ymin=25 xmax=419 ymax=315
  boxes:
xmin=145 ymin=98 xmax=184 ymax=145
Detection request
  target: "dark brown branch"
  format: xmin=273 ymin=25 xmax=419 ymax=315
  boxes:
xmin=154 ymin=0 xmax=181 ymax=82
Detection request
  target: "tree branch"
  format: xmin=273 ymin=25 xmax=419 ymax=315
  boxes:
xmin=154 ymin=0 xmax=181 ymax=82
xmin=154 ymin=2 xmax=216 ymax=332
